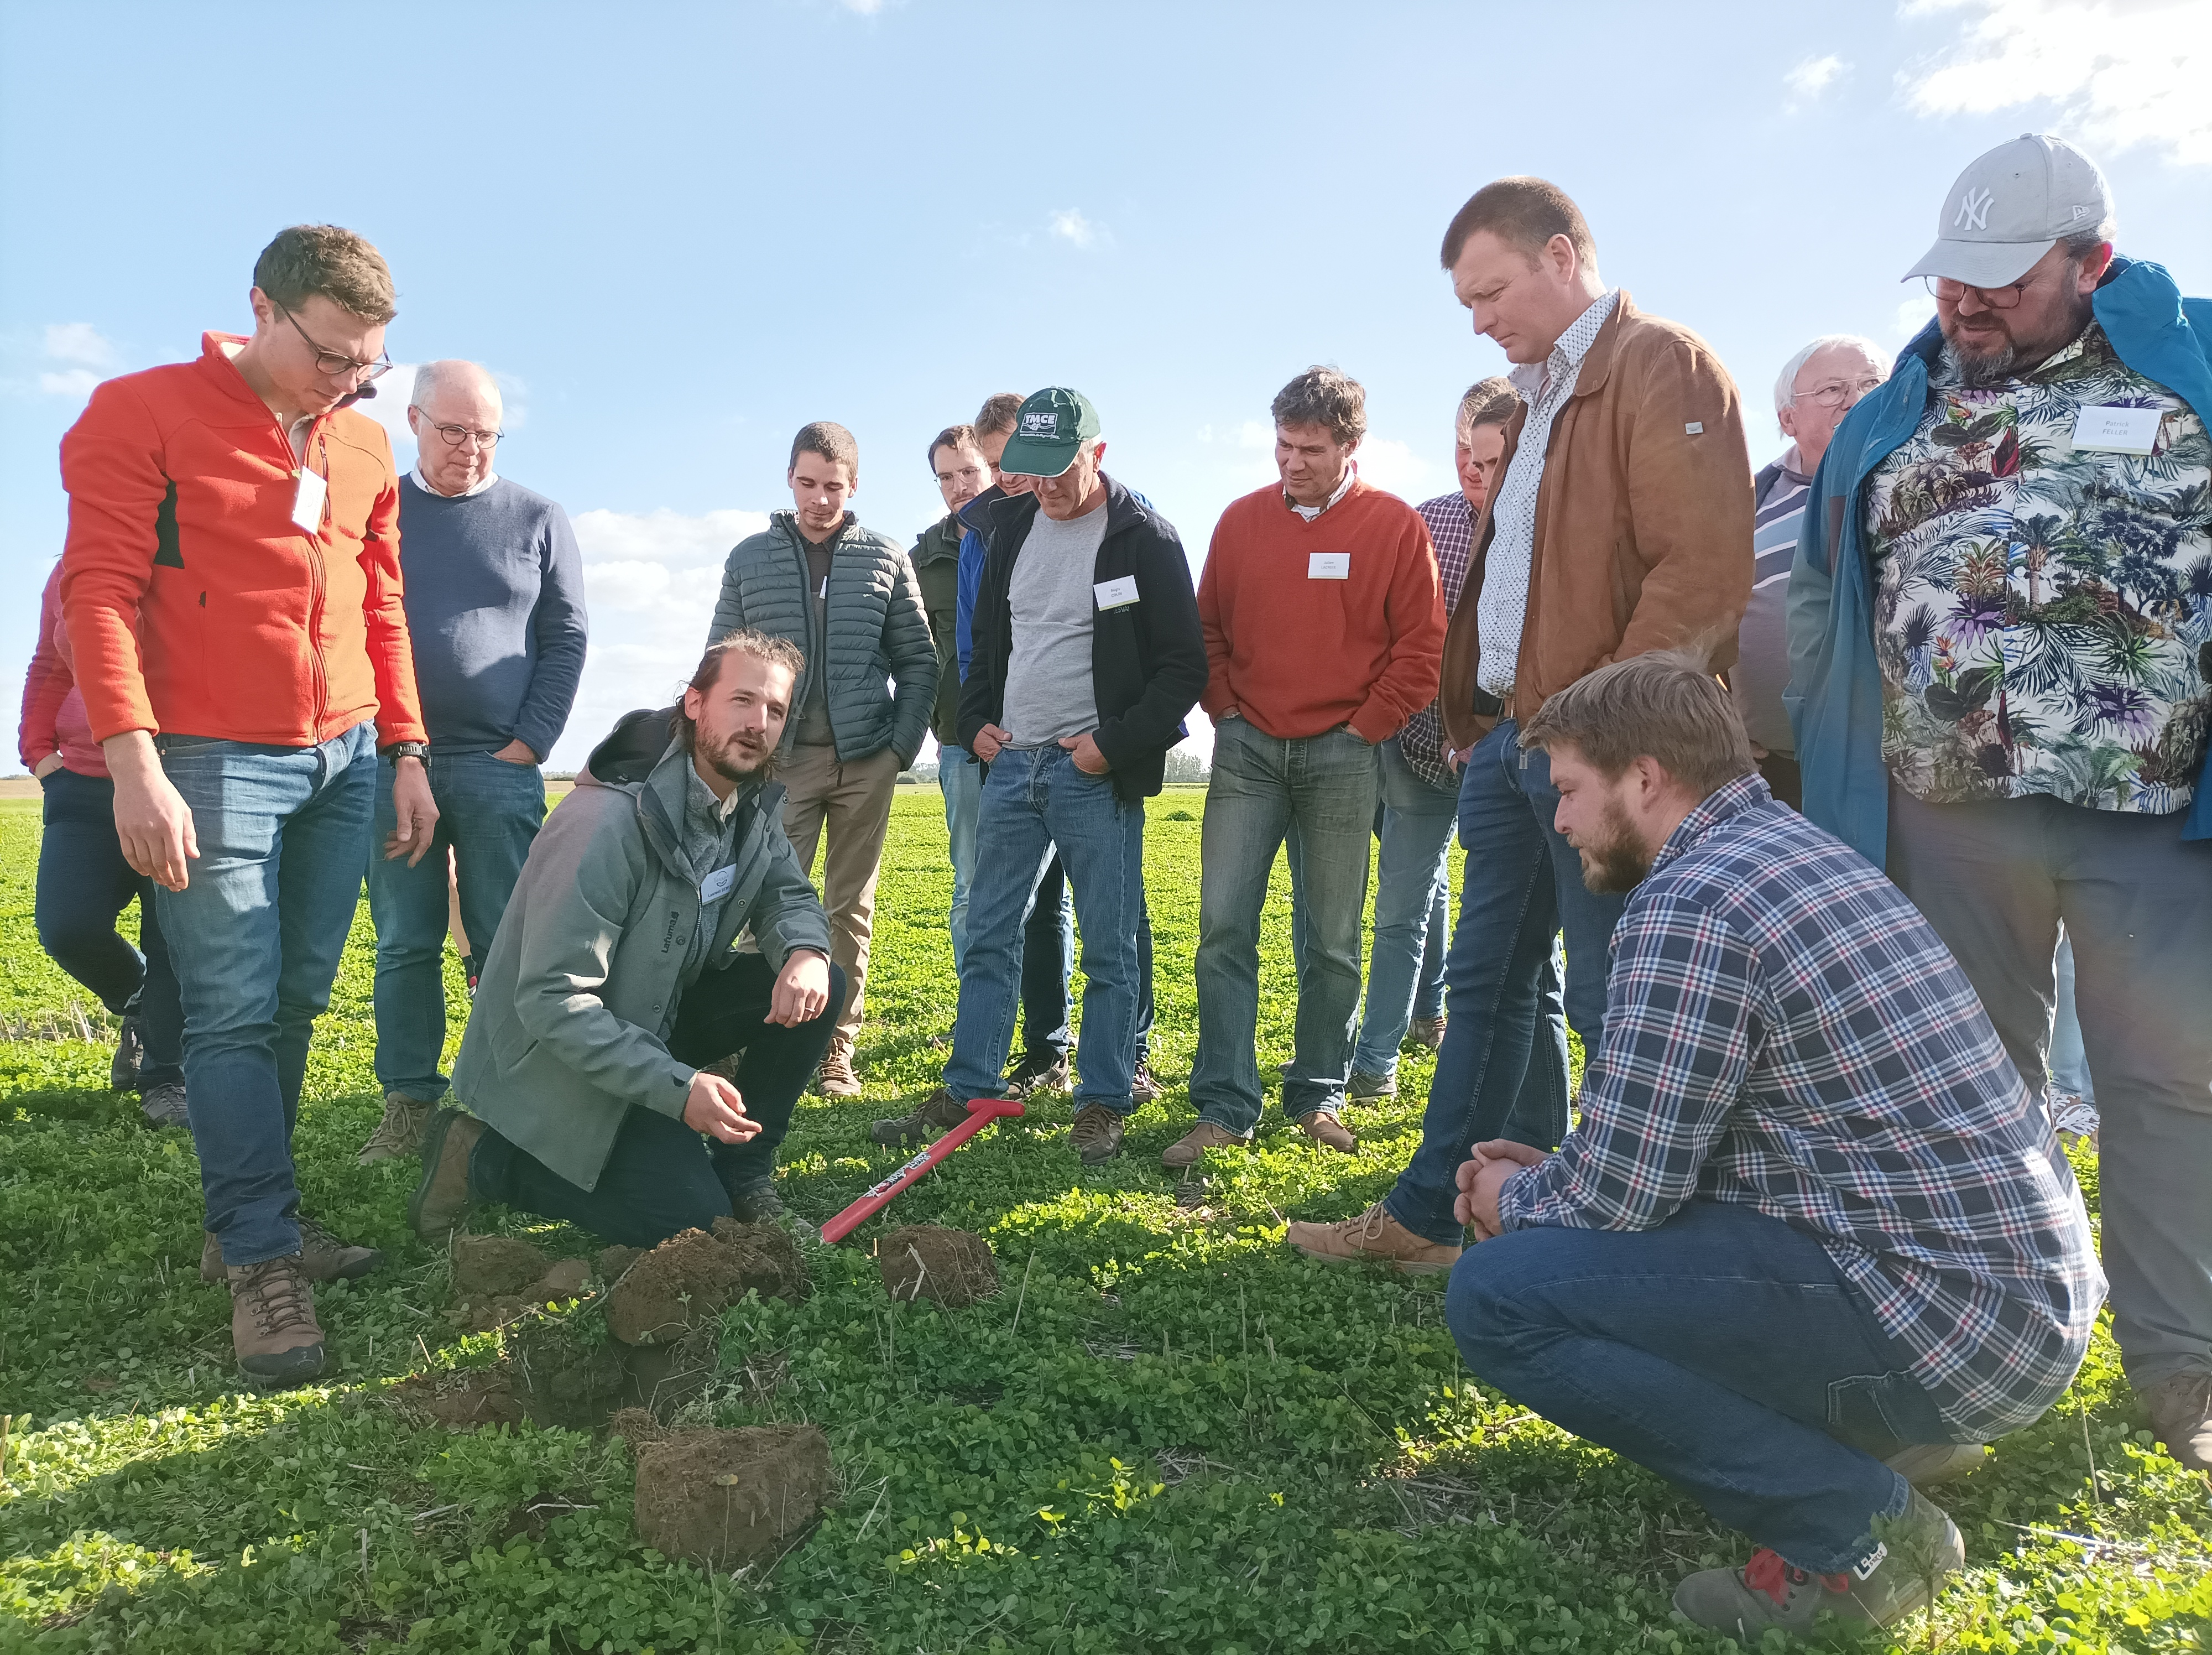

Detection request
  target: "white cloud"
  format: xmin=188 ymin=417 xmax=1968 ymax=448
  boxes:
xmin=1352 ymin=437 xmax=1441 ymax=500
xmin=837 ymin=0 xmax=886 ymax=11
xmin=36 ymin=368 xmax=100 ymax=398
xmin=353 ymin=363 xmax=419 ymax=465
xmin=1785 ymin=52 xmax=1851 ymax=105
xmin=1048 ymin=208 xmax=1102 ymax=249
xmin=1900 ymin=0 xmax=2212 ymax=165
xmin=43 ymin=322 xmax=116 ymax=367
xmin=1892 ymin=293 xmax=1940 ymax=342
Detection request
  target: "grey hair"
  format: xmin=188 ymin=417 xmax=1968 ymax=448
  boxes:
xmin=1271 ymin=365 xmax=1367 ymax=446
xmin=2062 ymin=215 xmax=2116 ymax=262
xmin=1772 ymin=335 xmax=1887 ymax=415
xmin=409 ymin=358 xmax=500 ymax=415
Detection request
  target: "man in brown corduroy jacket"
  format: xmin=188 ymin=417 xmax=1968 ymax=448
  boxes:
xmin=1291 ymin=176 xmax=1753 ymax=1273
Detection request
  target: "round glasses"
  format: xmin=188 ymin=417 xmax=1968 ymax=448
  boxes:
xmin=1922 ymin=274 xmax=2027 ymax=311
xmin=418 ymin=419 xmax=503 ymax=450
xmin=276 ymin=304 xmax=394 ymax=381
xmin=1793 ymin=377 xmax=1886 ymax=409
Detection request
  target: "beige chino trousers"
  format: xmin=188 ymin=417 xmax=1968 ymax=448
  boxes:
xmin=778 ymin=742 xmax=901 ymax=1050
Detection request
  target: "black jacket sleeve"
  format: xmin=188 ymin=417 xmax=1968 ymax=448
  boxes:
xmin=1091 ymin=516 xmax=1208 ymax=775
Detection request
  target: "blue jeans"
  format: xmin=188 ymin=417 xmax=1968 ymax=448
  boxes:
xmin=1352 ymin=738 xmax=1460 ymax=1079
xmin=941 ymin=745 xmax=982 ymax=971
xmin=35 ymin=767 xmax=185 ymax=1089
xmin=1412 ymin=881 xmax=1448 ymax=1024
xmin=943 ymin=747 xmax=1146 ymax=1111
xmin=1448 ymin=1200 xmax=1945 ymax=1575
xmin=1192 ymin=719 xmax=1379 ymax=1130
xmin=1016 ymin=855 xmax=1155 ymax=1068
xmin=365 ymin=750 xmax=546 ymax=1102
xmin=1386 ymin=720 xmax=1616 ymax=1245
xmin=154 ymin=722 xmax=378 ymax=1266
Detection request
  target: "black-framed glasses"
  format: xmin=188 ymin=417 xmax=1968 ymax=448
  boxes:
xmin=1922 ymin=274 xmax=2028 ymax=311
xmin=275 ymin=304 xmax=394 ymax=381
xmin=414 ymin=415 xmax=503 ymax=450
xmin=1793 ymin=376 xmax=1886 ymax=409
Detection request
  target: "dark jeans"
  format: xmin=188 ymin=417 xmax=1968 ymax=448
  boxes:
xmin=155 ymin=723 xmax=378 ymax=1266
xmin=1016 ymin=854 xmax=1156 ymax=1068
xmin=1448 ymin=1200 xmax=1947 ymax=1575
xmin=35 ymin=767 xmax=184 ymax=1088
xmin=1888 ymin=785 xmax=2212 ymax=1387
xmin=469 ymin=956 xmax=846 ymax=1248
xmin=366 ymin=750 xmax=547 ymax=1101
xmin=1387 ymin=720 xmax=1615 ymax=1245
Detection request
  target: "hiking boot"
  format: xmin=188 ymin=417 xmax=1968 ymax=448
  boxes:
xmin=1286 ymin=1201 xmax=1460 ymax=1275
xmin=1003 ymin=1052 xmax=1072 ymax=1100
xmin=1347 ymin=1069 xmax=1395 ymax=1101
xmin=357 ymin=1091 xmax=434 ymax=1164
xmin=1161 ymin=1120 xmax=1251 ymax=1172
xmin=870 ymin=1087 xmax=969 ymax=1147
xmin=815 ymin=1040 xmax=862 ymax=1098
xmin=409 ymin=1107 xmax=487 ymax=1237
xmin=139 ymin=1080 xmax=190 ymax=1128
xmin=724 ymin=1177 xmax=788 ymax=1224
xmin=1130 ymin=1059 xmax=1162 ymax=1105
xmin=1671 ymin=1486 xmax=1963 ymax=1635
xmin=2136 ymin=1368 xmax=2212 ymax=1471
xmin=1070 ymin=1104 xmax=1125 ymax=1165
xmin=1407 ymin=1016 xmax=1447 ymax=1050
xmin=228 ymin=1255 xmax=326 ymax=1389
xmin=1884 ymin=1443 xmax=1987 ymax=1486
xmin=200 ymin=1216 xmax=384 ymax=1284
xmin=1297 ymin=1110 xmax=1358 ymax=1154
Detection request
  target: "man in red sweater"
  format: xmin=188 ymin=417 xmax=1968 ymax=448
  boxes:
xmin=59 ymin=225 xmax=437 ymax=1388
xmin=1175 ymin=367 xmax=1445 ymax=1172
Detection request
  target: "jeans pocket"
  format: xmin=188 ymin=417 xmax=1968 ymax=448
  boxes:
xmin=1828 ymin=1370 xmax=1952 ymax=1452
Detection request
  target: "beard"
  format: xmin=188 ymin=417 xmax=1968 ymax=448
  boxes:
xmin=1948 ymin=330 xmax=2023 ymax=389
xmin=692 ymin=721 xmax=775 ymax=786
xmin=1574 ymin=799 xmax=1655 ymax=894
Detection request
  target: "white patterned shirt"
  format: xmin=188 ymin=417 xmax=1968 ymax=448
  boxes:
xmin=1476 ymin=289 xmax=1619 ymax=696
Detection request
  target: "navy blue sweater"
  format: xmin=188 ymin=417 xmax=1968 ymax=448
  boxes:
xmin=396 ymin=475 xmax=588 ymax=759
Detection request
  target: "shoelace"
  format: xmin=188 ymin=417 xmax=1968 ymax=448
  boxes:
xmin=1741 ymin=1548 xmax=1850 ymax=1607
xmin=297 ymin=1217 xmax=346 ymax=1256
xmin=1071 ymin=1106 xmax=1118 ymax=1146
xmin=238 ymin=1260 xmax=315 ymax=1336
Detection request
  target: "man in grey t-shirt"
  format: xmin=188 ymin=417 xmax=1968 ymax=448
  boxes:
xmin=1001 ymin=504 xmax=1109 ymax=747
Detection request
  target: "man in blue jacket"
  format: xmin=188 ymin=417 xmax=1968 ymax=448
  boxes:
xmin=1788 ymin=134 xmax=2211 ymax=1472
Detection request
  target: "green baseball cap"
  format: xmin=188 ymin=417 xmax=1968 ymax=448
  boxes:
xmin=996 ymin=387 xmax=1100 ymax=478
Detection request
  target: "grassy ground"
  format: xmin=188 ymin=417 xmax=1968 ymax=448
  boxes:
xmin=0 ymin=788 xmax=2205 ymax=1653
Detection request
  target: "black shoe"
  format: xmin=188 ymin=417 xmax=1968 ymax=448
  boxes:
xmin=111 ymin=1015 xmax=145 ymax=1092
xmin=725 ymin=1178 xmax=788 ymax=1223
xmin=1003 ymin=1053 xmax=1072 ymax=1100
xmin=870 ymin=1087 xmax=969 ymax=1147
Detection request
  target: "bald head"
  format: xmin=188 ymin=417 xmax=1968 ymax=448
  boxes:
xmin=407 ymin=359 xmax=503 ymax=495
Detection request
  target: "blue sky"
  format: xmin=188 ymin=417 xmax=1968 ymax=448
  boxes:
xmin=4 ymin=0 xmax=2208 ymax=769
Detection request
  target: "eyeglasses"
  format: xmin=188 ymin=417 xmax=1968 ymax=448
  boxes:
xmin=936 ymin=464 xmax=988 ymax=487
xmin=1793 ymin=376 xmax=1886 ymax=409
xmin=276 ymin=304 xmax=394 ymax=382
xmin=1922 ymin=274 xmax=2029 ymax=311
xmin=413 ymin=414 xmax=503 ymax=450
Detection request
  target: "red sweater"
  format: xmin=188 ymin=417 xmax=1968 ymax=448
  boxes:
xmin=20 ymin=563 xmax=106 ymax=777
xmin=59 ymin=332 xmax=425 ymax=748
xmin=1197 ymin=477 xmax=1444 ymax=741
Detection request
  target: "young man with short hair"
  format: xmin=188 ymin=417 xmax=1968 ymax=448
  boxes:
xmin=913 ymin=423 xmax=992 ymax=970
xmin=60 ymin=224 xmax=436 ymax=1386
xmin=358 ymin=358 xmax=589 ymax=1164
xmin=411 ymin=631 xmax=841 ymax=1245
xmin=1180 ymin=366 xmax=1444 ymax=1172
xmin=706 ymin=423 xmax=937 ymax=1097
xmin=1444 ymin=652 xmax=2099 ymax=1636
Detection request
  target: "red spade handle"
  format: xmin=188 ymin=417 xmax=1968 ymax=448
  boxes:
xmin=818 ymin=1097 xmax=1025 ymax=1245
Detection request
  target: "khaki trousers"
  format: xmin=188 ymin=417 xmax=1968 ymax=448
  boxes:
xmin=779 ymin=743 xmax=901 ymax=1049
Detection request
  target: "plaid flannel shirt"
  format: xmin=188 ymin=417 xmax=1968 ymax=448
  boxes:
xmin=1400 ymin=492 xmax=1477 ymax=787
xmin=1498 ymin=773 xmax=2103 ymax=1439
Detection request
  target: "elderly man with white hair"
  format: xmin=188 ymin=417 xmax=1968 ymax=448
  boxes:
xmin=1730 ymin=335 xmax=1886 ymax=807
xmin=356 ymin=358 xmax=589 ymax=1164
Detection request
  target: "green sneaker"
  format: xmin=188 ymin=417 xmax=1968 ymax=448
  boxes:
xmin=1672 ymin=1487 xmax=1963 ymax=1635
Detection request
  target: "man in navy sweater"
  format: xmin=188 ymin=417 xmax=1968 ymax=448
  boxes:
xmin=357 ymin=358 xmax=589 ymax=1164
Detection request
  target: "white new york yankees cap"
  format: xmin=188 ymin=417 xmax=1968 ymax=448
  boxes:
xmin=1903 ymin=133 xmax=2112 ymax=289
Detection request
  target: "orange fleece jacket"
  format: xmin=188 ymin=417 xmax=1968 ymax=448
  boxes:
xmin=58 ymin=332 xmax=425 ymax=748
xmin=1197 ymin=477 xmax=1444 ymax=741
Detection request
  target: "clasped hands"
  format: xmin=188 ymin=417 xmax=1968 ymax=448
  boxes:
xmin=1453 ymin=1139 xmax=1553 ymax=1240
xmin=969 ymin=724 xmax=1109 ymax=776
xmin=682 ymin=948 xmax=833 ymax=1142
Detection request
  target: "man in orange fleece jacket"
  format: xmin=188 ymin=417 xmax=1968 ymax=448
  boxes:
xmin=1175 ymin=366 xmax=1445 ymax=1173
xmin=59 ymin=225 xmax=436 ymax=1389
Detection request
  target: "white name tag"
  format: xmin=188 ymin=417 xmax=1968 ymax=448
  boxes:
xmin=700 ymin=864 xmax=736 ymax=903
xmin=290 ymin=468 xmax=327 ymax=534
xmin=2072 ymin=404 xmax=2162 ymax=455
xmin=1308 ymin=552 xmax=1350 ymax=580
xmin=1093 ymin=575 xmax=1140 ymax=610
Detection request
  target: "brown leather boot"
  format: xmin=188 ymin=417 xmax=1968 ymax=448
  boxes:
xmin=815 ymin=1040 xmax=863 ymax=1098
xmin=870 ymin=1087 xmax=969 ymax=1147
xmin=1297 ymin=1110 xmax=1359 ymax=1154
xmin=201 ymin=1217 xmax=383 ymax=1284
xmin=1070 ymin=1104 xmax=1126 ymax=1165
xmin=409 ymin=1108 xmax=487 ymax=1237
xmin=228 ymin=1255 xmax=325 ymax=1388
xmin=1161 ymin=1119 xmax=1253 ymax=1172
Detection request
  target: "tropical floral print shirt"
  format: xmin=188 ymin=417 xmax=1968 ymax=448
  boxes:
xmin=1866 ymin=323 xmax=2211 ymax=814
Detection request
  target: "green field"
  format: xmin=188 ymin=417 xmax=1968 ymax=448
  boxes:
xmin=1 ymin=789 xmax=2205 ymax=1653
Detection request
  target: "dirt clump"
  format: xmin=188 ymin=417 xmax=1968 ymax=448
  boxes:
xmin=393 ymin=1367 xmax=528 ymax=1430
xmin=452 ymin=1235 xmax=553 ymax=1298
xmin=605 ymin=1224 xmax=809 ymax=1346
xmin=878 ymin=1225 xmax=998 ymax=1307
xmin=596 ymin=1244 xmax=642 ymax=1282
xmin=633 ymin=1425 xmax=832 ymax=1568
xmin=508 ymin=1319 xmax=630 ymax=1430
xmin=608 ymin=1407 xmax=664 ymax=1450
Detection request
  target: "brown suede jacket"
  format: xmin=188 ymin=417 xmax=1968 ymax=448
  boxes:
xmin=1439 ymin=292 xmax=1754 ymax=747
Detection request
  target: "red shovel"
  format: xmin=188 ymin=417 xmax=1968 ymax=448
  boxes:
xmin=819 ymin=1097 xmax=1025 ymax=1245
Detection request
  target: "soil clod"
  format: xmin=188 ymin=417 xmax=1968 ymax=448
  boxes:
xmin=596 ymin=1244 xmax=642 ymax=1282
xmin=452 ymin=1235 xmax=553 ymax=1298
xmin=604 ymin=1224 xmax=808 ymax=1346
xmin=877 ymin=1225 xmax=998 ymax=1307
xmin=633 ymin=1425 xmax=832 ymax=1568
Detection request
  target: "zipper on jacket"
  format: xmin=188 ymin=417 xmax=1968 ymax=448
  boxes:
xmin=265 ymin=404 xmax=332 ymax=739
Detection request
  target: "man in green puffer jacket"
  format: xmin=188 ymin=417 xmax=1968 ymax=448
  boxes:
xmin=706 ymin=421 xmax=937 ymax=1097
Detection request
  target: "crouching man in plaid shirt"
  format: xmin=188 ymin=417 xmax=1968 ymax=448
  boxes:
xmin=1444 ymin=652 xmax=2101 ymax=1639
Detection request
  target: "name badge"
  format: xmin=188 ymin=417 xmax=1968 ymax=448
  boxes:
xmin=1093 ymin=575 xmax=1140 ymax=610
xmin=1308 ymin=552 xmax=1350 ymax=580
xmin=700 ymin=864 xmax=737 ymax=903
xmin=2072 ymin=404 xmax=2162 ymax=455
xmin=290 ymin=468 xmax=327 ymax=534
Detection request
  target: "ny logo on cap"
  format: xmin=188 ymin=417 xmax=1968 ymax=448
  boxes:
xmin=1022 ymin=411 xmax=1060 ymax=435
xmin=1955 ymin=186 xmax=1994 ymax=231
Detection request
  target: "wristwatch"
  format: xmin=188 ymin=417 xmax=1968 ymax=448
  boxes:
xmin=384 ymin=741 xmax=430 ymax=761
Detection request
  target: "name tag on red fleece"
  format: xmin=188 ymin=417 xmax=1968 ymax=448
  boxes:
xmin=290 ymin=469 xmax=327 ymax=534
xmin=1308 ymin=553 xmax=1349 ymax=579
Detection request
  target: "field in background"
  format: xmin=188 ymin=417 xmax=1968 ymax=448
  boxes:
xmin=0 ymin=790 xmax=2205 ymax=1652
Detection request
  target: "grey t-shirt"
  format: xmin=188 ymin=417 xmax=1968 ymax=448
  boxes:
xmin=1003 ymin=501 xmax=1109 ymax=748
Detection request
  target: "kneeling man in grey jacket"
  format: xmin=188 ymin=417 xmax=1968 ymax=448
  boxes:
xmin=410 ymin=629 xmax=842 ymax=1247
